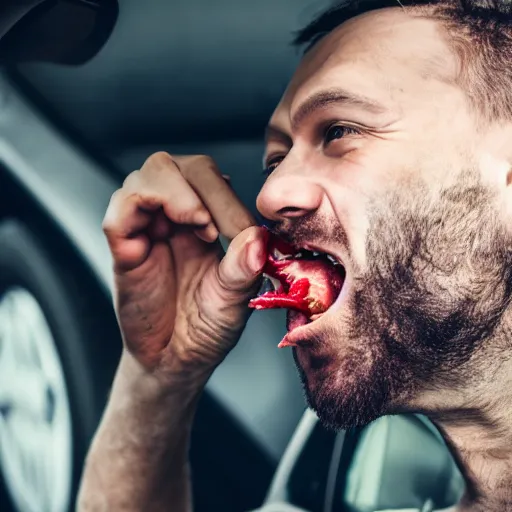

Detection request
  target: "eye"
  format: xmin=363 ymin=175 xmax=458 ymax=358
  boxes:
xmin=262 ymin=156 xmax=284 ymax=177
xmin=323 ymin=124 xmax=360 ymax=145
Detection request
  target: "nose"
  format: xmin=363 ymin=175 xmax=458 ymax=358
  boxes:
xmin=256 ymin=166 xmax=323 ymax=222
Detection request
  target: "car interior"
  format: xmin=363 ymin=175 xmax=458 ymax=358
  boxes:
xmin=0 ymin=1 xmax=466 ymax=511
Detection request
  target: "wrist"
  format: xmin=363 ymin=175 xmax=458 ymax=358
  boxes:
xmin=116 ymin=349 xmax=212 ymax=403
xmin=100 ymin=350 xmax=207 ymax=451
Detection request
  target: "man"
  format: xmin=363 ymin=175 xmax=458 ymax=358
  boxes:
xmin=77 ymin=0 xmax=512 ymax=510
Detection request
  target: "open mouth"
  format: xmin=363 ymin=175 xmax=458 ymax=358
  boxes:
xmin=249 ymin=232 xmax=346 ymax=347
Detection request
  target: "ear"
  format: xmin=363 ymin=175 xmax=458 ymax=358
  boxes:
xmin=498 ymin=125 xmax=512 ymax=189
xmin=480 ymin=123 xmax=512 ymax=224
xmin=501 ymin=125 xmax=512 ymax=186
xmin=477 ymin=123 xmax=512 ymax=187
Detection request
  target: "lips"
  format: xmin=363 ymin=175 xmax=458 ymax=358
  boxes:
xmin=249 ymin=232 xmax=345 ymax=347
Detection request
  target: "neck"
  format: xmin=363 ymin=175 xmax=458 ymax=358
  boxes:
xmin=420 ymin=356 xmax=512 ymax=512
xmin=431 ymin=411 xmax=512 ymax=511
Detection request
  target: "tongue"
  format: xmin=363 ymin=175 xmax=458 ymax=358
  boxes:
xmin=248 ymin=234 xmax=344 ymax=317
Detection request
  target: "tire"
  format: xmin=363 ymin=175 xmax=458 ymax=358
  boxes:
xmin=0 ymin=219 xmax=120 ymax=512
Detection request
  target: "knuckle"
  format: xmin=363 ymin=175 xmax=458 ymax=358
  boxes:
xmin=102 ymin=220 xmax=114 ymax=237
xmin=103 ymin=188 xmax=122 ymax=216
xmin=195 ymin=154 xmax=216 ymax=167
xmin=143 ymin=151 xmax=176 ymax=171
xmin=122 ymin=169 xmax=140 ymax=188
xmin=174 ymin=208 xmax=197 ymax=224
xmin=102 ymin=213 xmax=116 ymax=236
xmin=181 ymin=154 xmax=218 ymax=178
xmin=102 ymin=192 xmax=122 ymax=233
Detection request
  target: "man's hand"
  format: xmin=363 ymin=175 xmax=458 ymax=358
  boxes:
xmin=77 ymin=153 xmax=267 ymax=512
xmin=103 ymin=152 xmax=267 ymax=379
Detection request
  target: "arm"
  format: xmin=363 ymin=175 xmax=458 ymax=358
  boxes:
xmin=77 ymin=352 xmax=205 ymax=512
xmin=76 ymin=153 xmax=266 ymax=511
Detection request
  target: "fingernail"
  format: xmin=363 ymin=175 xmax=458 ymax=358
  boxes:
xmin=247 ymin=239 xmax=266 ymax=274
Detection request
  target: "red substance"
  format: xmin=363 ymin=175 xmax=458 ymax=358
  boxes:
xmin=249 ymin=233 xmax=344 ymax=320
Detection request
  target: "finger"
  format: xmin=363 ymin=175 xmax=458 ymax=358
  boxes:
xmin=194 ymin=224 xmax=220 ymax=243
xmin=174 ymin=155 xmax=256 ymax=240
xmin=102 ymin=188 xmax=154 ymax=270
xmin=136 ymin=152 xmax=215 ymax=228
xmin=103 ymin=187 xmax=152 ymax=236
xmin=217 ymin=226 xmax=268 ymax=293
xmin=147 ymin=208 xmax=173 ymax=241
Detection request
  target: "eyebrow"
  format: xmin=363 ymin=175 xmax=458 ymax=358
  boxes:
xmin=265 ymin=88 xmax=389 ymax=143
xmin=292 ymin=88 xmax=388 ymax=131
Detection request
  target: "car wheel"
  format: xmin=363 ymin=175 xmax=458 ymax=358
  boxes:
xmin=0 ymin=219 xmax=119 ymax=512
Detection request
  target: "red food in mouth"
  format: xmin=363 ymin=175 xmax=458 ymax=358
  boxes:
xmin=249 ymin=232 xmax=345 ymax=347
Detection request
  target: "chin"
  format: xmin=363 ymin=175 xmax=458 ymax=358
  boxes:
xmin=292 ymin=335 xmax=398 ymax=431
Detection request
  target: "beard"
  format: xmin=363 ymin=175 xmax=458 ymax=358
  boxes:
xmin=277 ymin=172 xmax=512 ymax=431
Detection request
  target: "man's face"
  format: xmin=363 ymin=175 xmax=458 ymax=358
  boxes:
xmin=256 ymin=7 xmax=512 ymax=429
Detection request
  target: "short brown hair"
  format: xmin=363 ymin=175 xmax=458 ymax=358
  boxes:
xmin=294 ymin=0 xmax=512 ymax=122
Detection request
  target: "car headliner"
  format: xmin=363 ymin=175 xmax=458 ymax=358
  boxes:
xmin=15 ymin=0 xmax=331 ymax=149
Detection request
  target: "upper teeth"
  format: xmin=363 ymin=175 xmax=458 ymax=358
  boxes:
xmin=273 ymin=247 xmax=340 ymax=265
xmin=273 ymin=249 xmax=292 ymax=261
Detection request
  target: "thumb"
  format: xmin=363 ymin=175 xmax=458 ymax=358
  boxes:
xmin=217 ymin=226 xmax=268 ymax=293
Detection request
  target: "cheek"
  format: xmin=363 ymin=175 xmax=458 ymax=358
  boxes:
xmin=320 ymin=155 xmax=388 ymax=271
xmin=333 ymin=194 xmax=369 ymax=270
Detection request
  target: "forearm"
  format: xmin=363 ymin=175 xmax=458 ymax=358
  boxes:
xmin=77 ymin=351 xmax=209 ymax=512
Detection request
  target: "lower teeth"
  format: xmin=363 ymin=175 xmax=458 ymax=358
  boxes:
xmin=259 ymin=277 xmax=275 ymax=295
xmin=261 ymin=274 xmax=282 ymax=293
